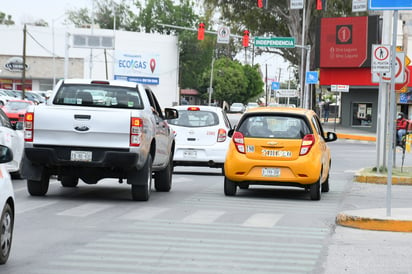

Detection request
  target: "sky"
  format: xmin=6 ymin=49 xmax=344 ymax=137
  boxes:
xmin=1 ymin=0 xmax=95 ymax=26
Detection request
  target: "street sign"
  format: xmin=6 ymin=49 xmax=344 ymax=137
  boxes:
xmin=372 ymin=52 xmax=405 ymax=83
xmin=271 ymin=82 xmax=280 ymax=90
xmin=369 ymin=0 xmax=412 ymax=10
xmin=352 ymin=0 xmax=367 ymax=12
xmin=331 ymin=84 xmax=349 ymax=92
xmin=290 ymin=0 xmax=303 ymax=9
xmin=217 ymin=25 xmax=230 ymax=44
xmin=371 ymin=44 xmax=391 ymax=73
xmin=276 ymin=89 xmax=298 ymax=97
xmin=306 ymin=71 xmax=319 ymax=84
xmin=254 ymin=37 xmax=295 ymax=48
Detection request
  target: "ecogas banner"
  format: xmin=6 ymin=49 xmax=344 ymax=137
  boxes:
xmin=114 ymin=52 xmax=160 ymax=85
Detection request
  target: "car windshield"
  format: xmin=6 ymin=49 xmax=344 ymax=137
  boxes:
xmin=168 ymin=110 xmax=219 ymax=127
xmin=238 ymin=115 xmax=311 ymax=139
xmin=53 ymin=84 xmax=143 ymax=109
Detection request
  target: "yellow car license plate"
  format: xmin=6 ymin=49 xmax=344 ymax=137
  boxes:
xmin=262 ymin=168 xmax=280 ymax=177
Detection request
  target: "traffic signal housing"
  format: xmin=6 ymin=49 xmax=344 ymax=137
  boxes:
xmin=243 ymin=30 xmax=250 ymax=47
xmin=198 ymin=23 xmax=205 ymax=40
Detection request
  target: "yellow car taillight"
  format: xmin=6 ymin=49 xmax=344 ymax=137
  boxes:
xmin=217 ymin=128 xmax=227 ymax=142
xmin=130 ymin=117 xmax=143 ymax=147
xmin=232 ymin=131 xmax=245 ymax=154
xmin=300 ymin=134 xmax=315 ymax=156
xmin=24 ymin=112 xmax=34 ymax=142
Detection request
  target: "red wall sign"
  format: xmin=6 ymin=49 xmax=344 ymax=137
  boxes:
xmin=319 ymin=16 xmax=370 ymax=68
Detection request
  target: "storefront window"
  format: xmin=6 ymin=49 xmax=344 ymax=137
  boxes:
xmin=352 ymin=102 xmax=373 ymax=127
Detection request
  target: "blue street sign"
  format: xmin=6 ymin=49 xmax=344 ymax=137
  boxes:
xmin=306 ymin=71 xmax=319 ymax=84
xmin=271 ymin=82 xmax=280 ymax=90
xmin=399 ymin=93 xmax=408 ymax=103
xmin=369 ymin=0 xmax=412 ymax=10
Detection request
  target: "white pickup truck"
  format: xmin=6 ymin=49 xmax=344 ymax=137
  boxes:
xmin=21 ymin=79 xmax=178 ymax=201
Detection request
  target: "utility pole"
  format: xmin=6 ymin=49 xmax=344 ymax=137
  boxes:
xmin=22 ymin=24 xmax=27 ymax=99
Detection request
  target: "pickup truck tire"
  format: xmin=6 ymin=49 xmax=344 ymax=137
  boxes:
xmin=27 ymin=172 xmax=50 ymax=196
xmin=154 ymin=153 xmax=173 ymax=192
xmin=61 ymin=176 xmax=79 ymax=188
xmin=130 ymin=154 xmax=152 ymax=201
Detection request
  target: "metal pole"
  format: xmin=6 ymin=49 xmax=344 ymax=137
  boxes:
xmin=299 ymin=1 xmax=306 ymax=108
xmin=208 ymin=55 xmax=215 ymax=106
xmin=304 ymin=45 xmax=311 ymax=109
xmin=387 ymin=10 xmax=399 ymax=217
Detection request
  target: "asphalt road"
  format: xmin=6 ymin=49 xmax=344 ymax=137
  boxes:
xmin=2 ymin=139 xmax=411 ymax=273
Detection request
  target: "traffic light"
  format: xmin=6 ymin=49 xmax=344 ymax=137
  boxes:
xmin=197 ymin=23 xmax=205 ymax=40
xmin=242 ymin=30 xmax=250 ymax=47
xmin=257 ymin=0 xmax=264 ymax=8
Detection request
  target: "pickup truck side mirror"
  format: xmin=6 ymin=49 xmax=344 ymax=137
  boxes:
xmin=164 ymin=108 xmax=179 ymax=120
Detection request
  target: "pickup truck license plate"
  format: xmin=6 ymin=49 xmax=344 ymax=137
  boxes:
xmin=71 ymin=151 xmax=92 ymax=162
xmin=262 ymin=168 xmax=280 ymax=177
xmin=183 ymin=150 xmax=197 ymax=158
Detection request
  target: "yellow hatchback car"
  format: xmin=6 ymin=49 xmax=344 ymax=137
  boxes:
xmin=224 ymin=107 xmax=337 ymax=200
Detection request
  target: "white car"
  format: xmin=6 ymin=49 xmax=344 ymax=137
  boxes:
xmin=229 ymin=103 xmax=246 ymax=113
xmin=0 ymin=145 xmax=15 ymax=264
xmin=167 ymin=105 xmax=232 ymax=171
xmin=0 ymin=109 xmax=24 ymax=177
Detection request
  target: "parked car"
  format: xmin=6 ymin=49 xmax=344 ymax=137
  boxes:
xmin=224 ymin=107 xmax=337 ymax=200
xmin=0 ymin=90 xmax=16 ymax=106
xmin=0 ymin=145 xmax=15 ymax=264
xmin=246 ymin=102 xmax=259 ymax=110
xmin=0 ymin=109 xmax=24 ymax=177
xmin=167 ymin=105 xmax=232 ymax=171
xmin=229 ymin=103 xmax=246 ymax=113
xmin=1 ymin=99 xmax=34 ymax=126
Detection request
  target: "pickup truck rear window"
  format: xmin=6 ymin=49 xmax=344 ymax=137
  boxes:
xmin=53 ymin=84 xmax=143 ymax=109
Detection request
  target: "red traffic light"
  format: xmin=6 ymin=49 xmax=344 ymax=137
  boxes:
xmin=257 ymin=0 xmax=264 ymax=8
xmin=242 ymin=30 xmax=250 ymax=47
xmin=198 ymin=22 xmax=205 ymax=40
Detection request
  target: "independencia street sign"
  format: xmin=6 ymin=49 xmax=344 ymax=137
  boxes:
xmin=254 ymin=37 xmax=295 ymax=48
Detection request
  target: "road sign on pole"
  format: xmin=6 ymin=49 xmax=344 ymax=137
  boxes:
xmin=254 ymin=37 xmax=295 ymax=48
xmin=371 ymin=44 xmax=391 ymax=73
xmin=369 ymin=0 xmax=412 ymax=9
xmin=217 ymin=25 xmax=230 ymax=44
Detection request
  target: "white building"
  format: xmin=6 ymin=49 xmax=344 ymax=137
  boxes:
xmin=0 ymin=25 xmax=180 ymax=108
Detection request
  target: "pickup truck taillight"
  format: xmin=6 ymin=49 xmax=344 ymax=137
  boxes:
xmin=24 ymin=112 xmax=34 ymax=142
xmin=130 ymin=117 xmax=143 ymax=147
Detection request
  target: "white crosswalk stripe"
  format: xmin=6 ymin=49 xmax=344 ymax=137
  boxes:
xmin=57 ymin=203 xmax=112 ymax=217
xmin=242 ymin=213 xmax=282 ymax=227
xmin=36 ymin=221 xmax=326 ymax=274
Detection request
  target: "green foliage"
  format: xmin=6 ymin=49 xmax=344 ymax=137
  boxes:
xmin=65 ymin=0 xmax=134 ymax=30
xmin=0 ymin=12 xmax=15 ymax=25
xmin=201 ymin=57 xmax=264 ymax=105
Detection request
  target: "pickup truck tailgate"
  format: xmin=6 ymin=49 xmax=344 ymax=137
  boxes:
xmin=32 ymin=106 xmax=132 ymax=148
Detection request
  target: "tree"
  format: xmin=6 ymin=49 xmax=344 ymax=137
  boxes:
xmin=0 ymin=12 xmax=15 ymax=25
xmin=202 ymin=57 xmax=264 ymax=105
xmin=65 ymin=0 xmax=135 ymax=30
xmin=202 ymin=0 xmax=367 ymax=81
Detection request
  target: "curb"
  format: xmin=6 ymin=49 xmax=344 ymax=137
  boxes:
xmin=336 ymin=133 xmax=376 ymax=142
xmin=336 ymin=208 xmax=412 ymax=232
xmin=355 ymin=173 xmax=412 ymax=185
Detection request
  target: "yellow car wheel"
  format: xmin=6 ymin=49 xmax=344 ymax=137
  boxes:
xmin=224 ymin=177 xmax=237 ymax=196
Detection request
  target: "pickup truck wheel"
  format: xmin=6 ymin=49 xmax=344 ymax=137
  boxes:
xmin=154 ymin=154 xmax=173 ymax=192
xmin=27 ymin=172 xmax=50 ymax=196
xmin=61 ymin=176 xmax=79 ymax=188
xmin=130 ymin=154 xmax=152 ymax=201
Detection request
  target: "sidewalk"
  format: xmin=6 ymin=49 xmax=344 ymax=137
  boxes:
xmin=322 ymin=121 xmax=412 ymax=233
